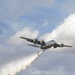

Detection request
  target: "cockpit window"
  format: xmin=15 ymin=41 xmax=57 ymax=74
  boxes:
xmin=47 ymin=40 xmax=56 ymax=45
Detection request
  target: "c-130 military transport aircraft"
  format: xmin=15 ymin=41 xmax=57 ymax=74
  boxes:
xmin=20 ymin=36 xmax=72 ymax=50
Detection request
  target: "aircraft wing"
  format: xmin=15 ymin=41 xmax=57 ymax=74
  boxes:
xmin=57 ymin=44 xmax=72 ymax=47
xmin=63 ymin=45 xmax=72 ymax=47
xmin=53 ymin=43 xmax=72 ymax=48
xmin=20 ymin=37 xmax=34 ymax=42
xmin=20 ymin=37 xmax=41 ymax=44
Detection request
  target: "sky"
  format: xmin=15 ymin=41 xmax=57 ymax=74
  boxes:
xmin=0 ymin=0 xmax=75 ymax=75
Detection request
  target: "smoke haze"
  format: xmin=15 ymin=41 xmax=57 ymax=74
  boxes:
xmin=0 ymin=50 xmax=44 ymax=75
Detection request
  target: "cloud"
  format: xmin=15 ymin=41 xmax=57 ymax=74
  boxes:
xmin=9 ymin=12 xmax=75 ymax=49
xmin=41 ymin=13 xmax=75 ymax=44
xmin=0 ymin=0 xmax=55 ymax=21
xmin=28 ymin=67 xmax=75 ymax=75
xmin=39 ymin=13 xmax=75 ymax=52
xmin=8 ymin=27 xmax=39 ymax=45
xmin=42 ymin=20 xmax=49 ymax=26
xmin=34 ymin=0 xmax=55 ymax=7
xmin=61 ymin=0 xmax=75 ymax=14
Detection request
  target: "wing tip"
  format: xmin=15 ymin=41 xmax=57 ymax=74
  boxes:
xmin=20 ymin=36 xmax=23 ymax=38
xmin=20 ymin=36 xmax=26 ymax=39
xmin=64 ymin=45 xmax=72 ymax=47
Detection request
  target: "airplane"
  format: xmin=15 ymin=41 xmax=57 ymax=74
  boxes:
xmin=20 ymin=36 xmax=72 ymax=50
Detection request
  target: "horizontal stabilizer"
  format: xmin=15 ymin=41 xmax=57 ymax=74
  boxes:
xmin=28 ymin=44 xmax=40 ymax=48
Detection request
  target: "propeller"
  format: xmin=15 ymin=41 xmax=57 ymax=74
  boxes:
xmin=40 ymin=40 xmax=46 ymax=48
xmin=41 ymin=40 xmax=46 ymax=45
xmin=60 ymin=44 xmax=64 ymax=47
xmin=34 ymin=36 xmax=39 ymax=44
xmin=53 ymin=43 xmax=58 ymax=48
xmin=34 ymin=35 xmax=46 ymax=46
xmin=34 ymin=39 xmax=38 ymax=44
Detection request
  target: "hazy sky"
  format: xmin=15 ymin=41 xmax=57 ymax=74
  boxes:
xmin=0 ymin=0 xmax=75 ymax=75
